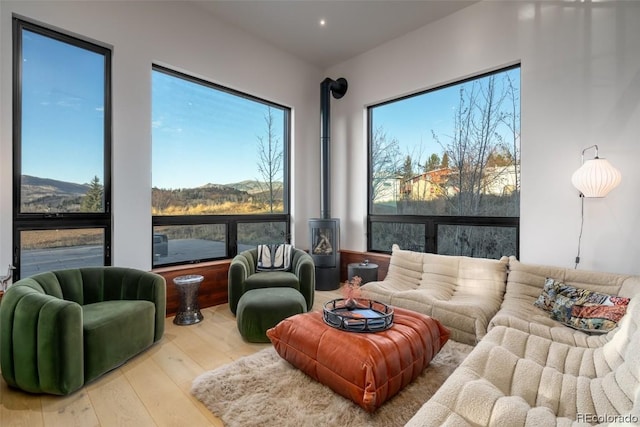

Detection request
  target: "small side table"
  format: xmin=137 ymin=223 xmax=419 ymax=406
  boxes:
xmin=173 ymin=274 xmax=204 ymax=325
xmin=347 ymin=260 xmax=379 ymax=285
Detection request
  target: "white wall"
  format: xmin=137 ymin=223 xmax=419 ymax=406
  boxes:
xmin=0 ymin=1 xmax=322 ymax=271
xmin=327 ymin=1 xmax=640 ymax=275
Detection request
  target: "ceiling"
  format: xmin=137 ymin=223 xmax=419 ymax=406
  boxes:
xmin=193 ymin=1 xmax=478 ymax=68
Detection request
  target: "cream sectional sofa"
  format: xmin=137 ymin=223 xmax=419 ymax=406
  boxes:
xmin=360 ymin=245 xmax=640 ymax=426
xmin=489 ymin=257 xmax=638 ymax=347
xmin=361 ymin=245 xmax=509 ymax=346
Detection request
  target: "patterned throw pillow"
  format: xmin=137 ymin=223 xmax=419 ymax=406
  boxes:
xmin=256 ymin=244 xmax=293 ymax=272
xmin=534 ymin=278 xmax=630 ymax=333
xmin=533 ymin=278 xmax=558 ymax=312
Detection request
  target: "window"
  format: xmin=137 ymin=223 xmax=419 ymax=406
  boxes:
xmin=152 ymin=66 xmax=290 ymax=267
xmin=368 ymin=66 xmax=520 ymax=259
xmin=13 ymin=19 xmax=112 ymax=279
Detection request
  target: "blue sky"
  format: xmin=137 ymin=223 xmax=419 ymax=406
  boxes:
xmin=372 ymin=67 xmax=521 ymax=169
xmin=21 ymin=29 xmax=286 ymax=190
xmin=372 ymin=88 xmax=459 ymax=163
xmin=21 ymin=26 xmax=518 ymax=190
xmin=152 ymin=70 xmax=285 ymax=189
xmin=21 ymin=29 xmax=105 ymax=186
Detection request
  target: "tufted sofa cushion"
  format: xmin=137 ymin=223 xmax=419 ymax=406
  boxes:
xmin=361 ymin=244 xmax=508 ymax=345
xmin=407 ymin=295 xmax=640 ymax=426
xmin=489 ymin=257 xmax=640 ymax=347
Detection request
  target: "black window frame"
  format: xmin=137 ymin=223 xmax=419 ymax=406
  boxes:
xmin=12 ymin=18 xmax=113 ymax=280
xmin=367 ymin=66 xmax=520 ymax=258
xmin=151 ymin=65 xmax=291 ymax=268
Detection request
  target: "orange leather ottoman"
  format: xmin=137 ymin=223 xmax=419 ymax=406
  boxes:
xmin=266 ymin=306 xmax=449 ymax=412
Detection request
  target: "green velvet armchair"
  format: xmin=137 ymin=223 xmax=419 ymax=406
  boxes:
xmin=228 ymin=247 xmax=315 ymax=315
xmin=0 ymin=267 xmax=166 ymax=395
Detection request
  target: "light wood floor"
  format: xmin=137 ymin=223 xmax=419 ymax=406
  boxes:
xmin=1 ymin=289 xmax=342 ymax=427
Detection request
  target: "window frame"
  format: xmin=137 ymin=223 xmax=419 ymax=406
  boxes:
xmin=151 ymin=65 xmax=291 ymax=268
xmin=367 ymin=65 xmax=520 ymax=258
xmin=12 ymin=18 xmax=113 ymax=279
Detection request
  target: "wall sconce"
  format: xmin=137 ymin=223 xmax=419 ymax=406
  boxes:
xmin=571 ymin=145 xmax=621 ymax=197
xmin=571 ymin=145 xmax=621 ymax=268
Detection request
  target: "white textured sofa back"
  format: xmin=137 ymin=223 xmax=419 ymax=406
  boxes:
xmin=422 ymin=252 xmax=508 ymax=301
xmin=600 ymin=296 xmax=640 ymax=415
xmin=489 ymin=256 xmax=640 ymax=346
xmin=361 ymin=245 xmax=508 ymax=345
xmin=407 ymin=287 xmax=640 ymax=426
xmin=385 ymin=244 xmax=509 ymax=298
xmin=384 ymin=244 xmax=424 ymax=290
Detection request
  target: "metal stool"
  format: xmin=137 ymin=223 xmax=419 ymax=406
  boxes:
xmin=173 ymin=274 xmax=204 ymax=325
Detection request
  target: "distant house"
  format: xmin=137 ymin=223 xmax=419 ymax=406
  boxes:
xmin=400 ymin=168 xmax=456 ymax=201
xmin=371 ymin=175 xmax=401 ymax=204
xmin=481 ymin=165 xmax=519 ymax=196
xmin=399 ymin=165 xmax=519 ymax=201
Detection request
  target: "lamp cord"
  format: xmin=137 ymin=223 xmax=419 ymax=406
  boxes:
xmin=574 ymin=194 xmax=584 ymax=269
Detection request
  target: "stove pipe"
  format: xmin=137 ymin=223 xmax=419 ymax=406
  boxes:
xmin=320 ymin=77 xmax=348 ymax=219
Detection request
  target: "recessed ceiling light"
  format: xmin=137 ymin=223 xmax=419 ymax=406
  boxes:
xmin=319 ymin=18 xmax=326 ymax=27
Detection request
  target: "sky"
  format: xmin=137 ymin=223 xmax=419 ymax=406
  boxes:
xmin=21 ymin=29 xmax=105 ymax=186
xmin=20 ymin=26 xmax=519 ymax=190
xmin=20 ymin=28 xmax=287 ymax=190
xmin=372 ymin=88 xmax=459 ymax=164
xmin=151 ymin=69 xmax=285 ymax=189
xmin=371 ymin=67 xmax=521 ymax=170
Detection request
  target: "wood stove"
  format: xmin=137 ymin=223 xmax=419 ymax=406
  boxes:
xmin=309 ymin=218 xmax=340 ymax=290
xmin=309 ymin=77 xmax=347 ymax=291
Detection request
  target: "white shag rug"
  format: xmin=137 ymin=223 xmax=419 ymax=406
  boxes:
xmin=191 ymin=340 xmax=472 ymax=427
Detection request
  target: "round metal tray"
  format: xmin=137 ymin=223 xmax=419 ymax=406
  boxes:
xmin=322 ymin=298 xmax=394 ymax=333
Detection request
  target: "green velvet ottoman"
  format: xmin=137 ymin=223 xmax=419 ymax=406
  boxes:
xmin=236 ymin=287 xmax=307 ymax=343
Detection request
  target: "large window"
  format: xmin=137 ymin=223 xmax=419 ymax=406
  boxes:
xmin=13 ymin=19 xmax=112 ymax=279
xmin=152 ymin=66 xmax=290 ymax=267
xmin=368 ymin=66 xmax=520 ymax=259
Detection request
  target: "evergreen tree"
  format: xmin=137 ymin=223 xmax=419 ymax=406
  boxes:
xmin=81 ymin=175 xmax=103 ymax=212
xmin=401 ymin=155 xmax=414 ymax=201
xmin=441 ymin=152 xmax=450 ymax=169
xmin=402 ymin=155 xmax=413 ymax=179
xmin=425 ymin=153 xmax=441 ymax=172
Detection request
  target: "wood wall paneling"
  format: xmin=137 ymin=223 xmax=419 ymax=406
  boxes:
xmin=153 ymin=251 xmax=391 ymax=317
xmin=340 ymin=250 xmax=390 ymax=282
xmin=153 ymin=260 xmax=231 ymax=317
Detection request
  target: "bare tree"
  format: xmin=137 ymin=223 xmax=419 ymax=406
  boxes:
xmin=370 ymin=125 xmax=402 ymax=208
xmin=256 ymin=107 xmax=283 ymax=212
xmin=502 ymin=71 xmax=521 ymax=214
xmin=432 ymin=73 xmax=517 ymax=216
xmin=369 ymin=69 xmax=519 ymax=257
